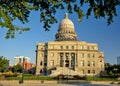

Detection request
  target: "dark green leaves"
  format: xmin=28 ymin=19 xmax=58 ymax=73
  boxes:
xmin=0 ymin=56 xmax=9 ymax=72
xmin=0 ymin=0 xmax=30 ymax=39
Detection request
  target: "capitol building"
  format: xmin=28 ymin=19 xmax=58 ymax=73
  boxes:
xmin=35 ymin=13 xmax=105 ymax=76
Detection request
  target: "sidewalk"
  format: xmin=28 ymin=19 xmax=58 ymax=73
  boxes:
xmin=0 ymin=80 xmax=120 ymax=86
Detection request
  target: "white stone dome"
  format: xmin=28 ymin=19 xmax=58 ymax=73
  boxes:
xmin=59 ymin=13 xmax=74 ymax=30
xmin=55 ymin=13 xmax=78 ymax=41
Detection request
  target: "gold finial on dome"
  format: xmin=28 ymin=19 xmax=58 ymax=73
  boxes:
xmin=65 ymin=13 xmax=68 ymax=19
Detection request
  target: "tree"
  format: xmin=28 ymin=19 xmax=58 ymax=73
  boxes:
xmin=105 ymin=63 xmax=112 ymax=74
xmin=0 ymin=56 xmax=9 ymax=72
xmin=12 ymin=64 xmax=23 ymax=73
xmin=105 ymin=63 xmax=120 ymax=76
xmin=0 ymin=0 xmax=120 ymax=38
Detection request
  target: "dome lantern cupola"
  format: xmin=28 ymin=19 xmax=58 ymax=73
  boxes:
xmin=55 ymin=13 xmax=78 ymax=41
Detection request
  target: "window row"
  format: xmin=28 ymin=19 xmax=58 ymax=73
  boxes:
xmin=80 ymin=60 xmax=95 ymax=67
xmin=40 ymin=53 xmax=95 ymax=58
xmin=80 ymin=53 xmax=95 ymax=58
xmin=48 ymin=45 xmax=96 ymax=50
xmin=60 ymin=45 xmax=74 ymax=50
xmin=80 ymin=69 xmax=95 ymax=74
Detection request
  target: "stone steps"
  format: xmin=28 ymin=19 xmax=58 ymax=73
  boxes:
xmin=50 ymin=67 xmax=80 ymax=76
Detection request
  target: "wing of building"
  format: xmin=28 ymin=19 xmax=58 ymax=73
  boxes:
xmin=35 ymin=13 xmax=105 ymax=76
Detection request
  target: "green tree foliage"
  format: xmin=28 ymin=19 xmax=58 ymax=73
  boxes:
xmin=0 ymin=0 xmax=120 ymax=38
xmin=12 ymin=64 xmax=23 ymax=73
xmin=0 ymin=56 xmax=9 ymax=72
xmin=105 ymin=63 xmax=120 ymax=75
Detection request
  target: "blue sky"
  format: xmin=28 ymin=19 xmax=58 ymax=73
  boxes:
xmin=0 ymin=7 xmax=120 ymax=65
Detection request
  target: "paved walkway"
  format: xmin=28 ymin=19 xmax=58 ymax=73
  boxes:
xmin=1 ymin=83 xmax=120 ymax=86
xmin=1 ymin=83 xmax=73 ymax=86
xmin=0 ymin=80 xmax=120 ymax=86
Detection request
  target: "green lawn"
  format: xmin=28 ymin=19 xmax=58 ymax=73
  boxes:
xmin=4 ymin=74 xmax=56 ymax=80
xmin=1 ymin=74 xmax=119 ymax=81
xmin=86 ymin=76 xmax=118 ymax=81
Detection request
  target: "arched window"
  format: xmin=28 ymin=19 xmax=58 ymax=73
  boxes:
xmin=40 ymin=61 xmax=42 ymax=66
xmin=40 ymin=69 xmax=42 ymax=73
xmin=71 ymin=46 xmax=74 ymax=50
xmin=66 ymin=46 xmax=69 ymax=49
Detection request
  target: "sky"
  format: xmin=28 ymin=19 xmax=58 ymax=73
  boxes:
xmin=0 ymin=7 xmax=120 ymax=65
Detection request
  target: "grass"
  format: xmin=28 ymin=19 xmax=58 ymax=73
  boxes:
xmin=1 ymin=74 xmax=119 ymax=81
xmin=4 ymin=74 xmax=56 ymax=80
xmin=86 ymin=76 xmax=118 ymax=81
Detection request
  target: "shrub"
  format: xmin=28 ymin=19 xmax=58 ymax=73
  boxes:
xmin=86 ymin=76 xmax=118 ymax=81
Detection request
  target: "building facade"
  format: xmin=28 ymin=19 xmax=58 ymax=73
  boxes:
xmin=14 ymin=56 xmax=35 ymax=71
xmin=18 ymin=62 xmax=33 ymax=71
xmin=117 ymin=56 xmax=120 ymax=65
xmin=14 ymin=56 xmax=30 ymax=65
xmin=36 ymin=13 xmax=105 ymax=76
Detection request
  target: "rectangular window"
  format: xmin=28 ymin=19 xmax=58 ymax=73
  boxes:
xmin=65 ymin=53 xmax=69 ymax=60
xmin=60 ymin=60 xmax=63 ymax=67
xmin=51 ymin=45 xmax=54 ymax=49
xmin=60 ymin=55 xmax=63 ymax=67
xmin=87 ymin=61 xmax=90 ymax=66
xmin=50 ymin=60 xmax=54 ymax=66
xmin=51 ymin=52 xmax=54 ymax=57
xmin=71 ymin=61 xmax=75 ymax=67
xmin=81 ymin=60 xmax=84 ymax=66
xmin=60 ymin=53 xmax=63 ymax=57
xmin=92 ymin=46 xmax=94 ymax=50
xmin=71 ymin=53 xmax=75 ymax=68
xmin=81 ymin=53 xmax=84 ymax=58
xmin=65 ymin=53 xmax=69 ymax=57
xmin=80 ymin=45 xmax=84 ymax=50
xmin=88 ymin=70 xmax=90 ymax=74
xmin=91 ymin=54 xmax=95 ymax=58
xmin=71 ymin=53 xmax=75 ymax=57
xmin=60 ymin=46 xmax=63 ymax=49
xmin=87 ymin=54 xmax=90 ymax=58
xmin=92 ymin=61 xmax=95 ymax=67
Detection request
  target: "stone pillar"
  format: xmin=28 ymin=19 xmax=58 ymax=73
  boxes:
xmin=63 ymin=53 xmax=65 ymax=67
xmin=57 ymin=53 xmax=60 ymax=67
xmin=69 ymin=53 xmax=71 ymax=68
xmin=76 ymin=53 xmax=78 ymax=66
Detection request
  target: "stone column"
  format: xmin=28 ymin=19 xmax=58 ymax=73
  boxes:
xmin=69 ymin=53 xmax=71 ymax=68
xmin=63 ymin=53 xmax=65 ymax=67
xmin=57 ymin=53 xmax=60 ymax=67
xmin=76 ymin=53 xmax=78 ymax=66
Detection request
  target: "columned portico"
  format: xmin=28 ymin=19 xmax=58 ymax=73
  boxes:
xmin=59 ymin=52 xmax=76 ymax=70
